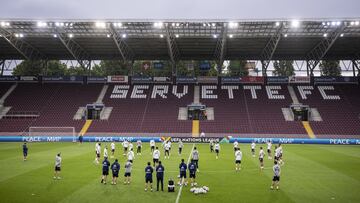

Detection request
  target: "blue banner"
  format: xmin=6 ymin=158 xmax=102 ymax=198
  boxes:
xmin=229 ymin=138 xmax=360 ymax=145
xmin=314 ymin=76 xmax=358 ymax=84
xmin=153 ymin=62 xmax=164 ymax=69
xmin=0 ymin=76 xmax=19 ymax=81
xmin=0 ymin=136 xmax=162 ymax=142
xmin=176 ymin=77 xmax=197 ymax=84
xmin=267 ymin=76 xmax=289 ymax=84
xmin=131 ymin=76 xmax=153 ymax=83
xmin=0 ymin=136 xmax=359 ymax=145
xmin=199 ymin=62 xmax=211 ymax=71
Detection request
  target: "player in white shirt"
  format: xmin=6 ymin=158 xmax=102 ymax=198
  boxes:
xmin=267 ymin=141 xmax=272 ymax=159
xmin=122 ymin=140 xmax=129 ymax=156
xmin=129 ymin=142 xmax=134 ymax=151
xmin=271 ymin=161 xmax=281 ymax=190
xmin=209 ymin=140 xmax=214 ymax=152
xmin=164 ymin=142 xmax=170 ymax=159
xmin=127 ymin=148 xmax=135 ymax=163
xmin=259 ymin=147 xmax=265 ymax=170
xmin=168 ymin=141 xmax=172 ymax=153
xmin=233 ymin=140 xmax=239 ymax=151
xmin=178 ymin=140 xmax=184 ymax=155
xmin=152 ymin=147 xmax=160 ymax=166
xmin=136 ymin=140 xmax=142 ymax=155
xmin=103 ymin=146 xmax=108 ymax=159
xmin=251 ymin=142 xmax=256 ymax=157
xmin=150 ymin=139 xmax=156 ymax=154
xmin=276 ymin=144 xmax=284 ymax=165
xmin=235 ymin=148 xmax=242 ymax=171
xmin=95 ymin=143 xmax=101 ymax=164
xmin=214 ymin=142 xmax=220 ymax=159
xmin=110 ymin=142 xmax=116 ymax=158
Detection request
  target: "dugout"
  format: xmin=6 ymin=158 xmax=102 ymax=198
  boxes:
xmin=187 ymin=103 xmax=207 ymax=120
xmin=86 ymin=103 xmax=104 ymax=120
xmin=290 ymin=104 xmax=310 ymax=121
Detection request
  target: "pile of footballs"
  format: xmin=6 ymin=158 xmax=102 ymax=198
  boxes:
xmin=190 ymin=186 xmax=210 ymax=195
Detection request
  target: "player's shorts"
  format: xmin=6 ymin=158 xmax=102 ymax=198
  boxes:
xmin=234 ymin=147 xmax=237 ymax=151
xmin=210 ymin=146 xmax=214 ymax=150
xmin=251 ymin=149 xmax=255 ymax=152
xmin=215 ymin=149 xmax=219 ymax=154
xmin=274 ymin=156 xmax=279 ymax=160
xmin=112 ymin=172 xmax=119 ymax=178
xmin=259 ymin=158 xmax=264 ymax=162
xmin=151 ymin=146 xmax=155 ymax=150
xmin=153 ymin=158 xmax=159 ymax=164
xmin=273 ymin=176 xmax=280 ymax=181
xmin=165 ymin=150 xmax=169 ymax=154
xmin=189 ymin=173 xmax=196 ymax=178
xmin=96 ymin=153 xmax=100 ymax=158
xmin=180 ymin=172 xmax=186 ymax=178
xmin=124 ymin=172 xmax=131 ymax=177
xmin=23 ymin=152 xmax=27 ymax=156
xmin=55 ymin=166 xmax=61 ymax=171
xmin=235 ymin=160 xmax=241 ymax=164
xmin=124 ymin=147 xmax=128 ymax=151
xmin=137 ymin=146 xmax=141 ymax=149
xmin=267 ymin=149 xmax=271 ymax=153
xmin=111 ymin=149 xmax=115 ymax=153
xmin=279 ymin=153 xmax=283 ymax=158
xmin=103 ymin=170 xmax=109 ymax=175
xmin=145 ymin=176 xmax=153 ymax=183
xmin=129 ymin=160 xmax=133 ymax=163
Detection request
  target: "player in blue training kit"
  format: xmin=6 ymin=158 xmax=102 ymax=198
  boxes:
xmin=188 ymin=159 xmax=197 ymax=186
xmin=156 ymin=161 xmax=165 ymax=191
xmin=145 ymin=162 xmax=154 ymax=192
xmin=22 ymin=143 xmax=28 ymax=161
xmin=178 ymin=159 xmax=187 ymax=186
xmin=111 ymin=159 xmax=120 ymax=185
xmin=101 ymin=157 xmax=110 ymax=184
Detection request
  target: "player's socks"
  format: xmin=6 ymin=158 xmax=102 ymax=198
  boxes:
xmin=101 ymin=179 xmax=104 ymax=183
xmin=53 ymin=176 xmax=56 ymax=179
xmin=270 ymin=186 xmax=274 ymax=190
xmin=276 ymin=186 xmax=279 ymax=190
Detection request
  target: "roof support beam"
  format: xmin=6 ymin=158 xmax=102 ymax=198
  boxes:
xmin=0 ymin=28 xmax=46 ymax=60
xmin=260 ymin=25 xmax=283 ymax=76
xmin=55 ymin=29 xmax=91 ymax=70
xmin=214 ymin=25 xmax=228 ymax=73
xmin=306 ymin=25 xmax=345 ymax=76
xmin=352 ymin=59 xmax=360 ymax=77
xmin=109 ymin=24 xmax=134 ymax=63
xmin=165 ymin=25 xmax=180 ymax=76
xmin=0 ymin=60 xmax=5 ymax=76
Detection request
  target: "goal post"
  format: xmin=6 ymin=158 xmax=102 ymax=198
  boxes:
xmin=28 ymin=127 xmax=77 ymax=142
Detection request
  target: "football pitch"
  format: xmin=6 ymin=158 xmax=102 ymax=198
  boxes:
xmin=0 ymin=142 xmax=359 ymax=203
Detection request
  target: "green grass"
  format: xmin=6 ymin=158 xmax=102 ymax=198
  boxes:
xmin=0 ymin=142 xmax=359 ymax=203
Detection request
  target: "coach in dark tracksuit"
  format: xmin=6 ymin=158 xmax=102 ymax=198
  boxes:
xmin=156 ymin=161 xmax=165 ymax=191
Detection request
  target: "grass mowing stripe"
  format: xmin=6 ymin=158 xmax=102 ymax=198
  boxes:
xmin=175 ymin=144 xmax=194 ymax=203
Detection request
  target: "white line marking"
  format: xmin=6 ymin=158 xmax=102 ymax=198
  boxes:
xmin=175 ymin=144 xmax=194 ymax=203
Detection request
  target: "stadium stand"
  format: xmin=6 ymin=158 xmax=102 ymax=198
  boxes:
xmin=199 ymin=85 xmax=308 ymax=138
xmin=0 ymin=82 xmax=359 ymax=138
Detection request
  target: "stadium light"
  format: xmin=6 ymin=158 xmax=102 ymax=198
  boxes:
xmin=340 ymin=33 xmax=344 ymax=37
xmin=175 ymin=34 xmax=179 ymax=38
xmin=154 ymin=22 xmax=163 ymax=28
xmin=211 ymin=23 xmax=216 ymax=27
xmin=336 ymin=21 xmax=341 ymax=26
xmin=331 ymin=21 xmax=336 ymax=26
xmin=275 ymin=22 xmax=280 ymax=27
xmin=203 ymin=23 xmax=206 ymax=27
xmin=229 ymin=34 xmax=233 ymax=38
xmin=37 ymin=21 xmax=47 ymax=27
xmin=106 ymin=34 xmax=111 ymax=38
xmin=284 ymin=33 xmax=288 ymax=37
xmin=122 ymin=34 xmax=127 ymax=38
xmin=53 ymin=34 xmax=57 ymax=38
xmin=95 ymin=22 xmax=106 ymax=28
xmin=15 ymin=33 xmax=24 ymax=38
xmin=68 ymin=34 xmax=74 ymax=38
xmin=0 ymin=21 xmax=10 ymax=27
xmin=228 ymin=22 xmax=238 ymax=28
xmin=356 ymin=21 xmax=360 ymax=26
xmin=55 ymin=22 xmax=64 ymax=27
xmin=323 ymin=33 xmax=328 ymax=37
xmin=291 ymin=20 xmax=300 ymax=28
xmin=113 ymin=22 xmax=122 ymax=27
xmin=160 ymin=34 xmax=164 ymax=38
xmin=176 ymin=23 xmax=180 ymax=27
xmin=213 ymin=34 xmax=218 ymax=38
xmin=322 ymin=22 xmax=326 ymax=26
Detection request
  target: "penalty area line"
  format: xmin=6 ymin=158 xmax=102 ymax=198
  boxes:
xmin=175 ymin=143 xmax=194 ymax=203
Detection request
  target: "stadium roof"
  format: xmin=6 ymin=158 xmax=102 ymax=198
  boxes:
xmin=0 ymin=20 xmax=360 ymax=65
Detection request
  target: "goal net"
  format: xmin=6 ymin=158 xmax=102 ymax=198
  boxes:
xmin=28 ymin=127 xmax=76 ymax=142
